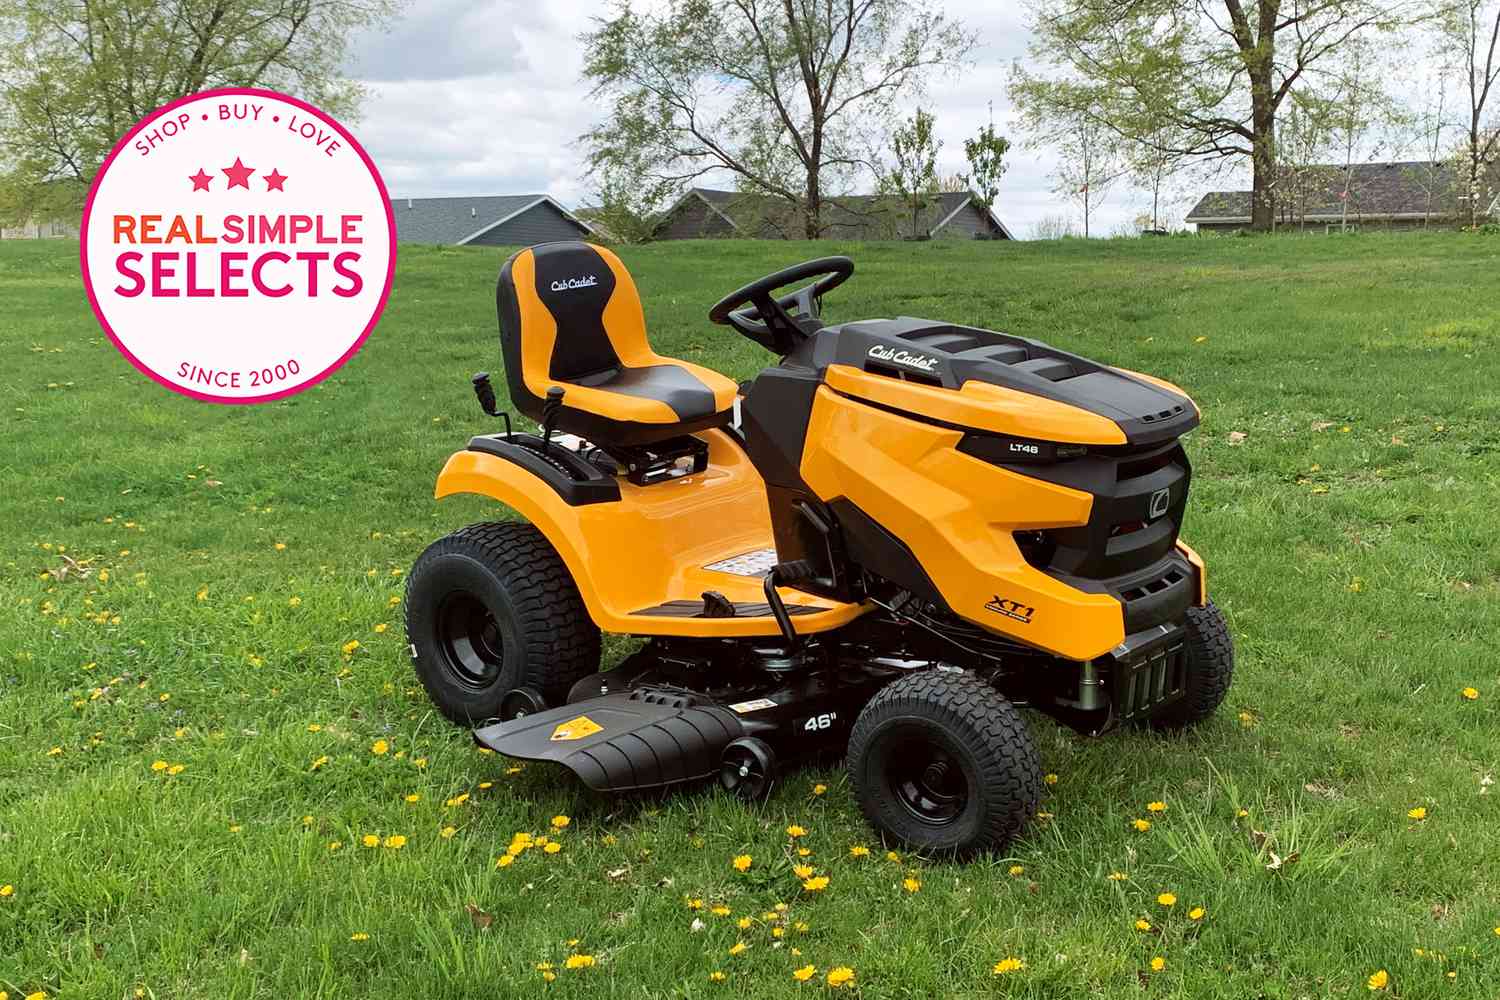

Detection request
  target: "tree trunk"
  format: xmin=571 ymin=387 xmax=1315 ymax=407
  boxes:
xmin=804 ymin=169 xmax=822 ymax=240
xmin=1250 ymin=100 xmax=1277 ymax=232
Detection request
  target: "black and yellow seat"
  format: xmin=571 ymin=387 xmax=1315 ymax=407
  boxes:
xmin=496 ymin=241 xmax=739 ymax=446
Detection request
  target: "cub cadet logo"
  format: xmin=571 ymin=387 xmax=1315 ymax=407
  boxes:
xmin=985 ymin=595 xmax=1035 ymax=624
xmin=1148 ymin=487 xmax=1172 ymax=519
xmin=550 ymin=274 xmax=598 ymax=292
xmin=867 ymin=344 xmax=939 ymax=372
xmin=549 ymin=715 xmax=603 ymax=741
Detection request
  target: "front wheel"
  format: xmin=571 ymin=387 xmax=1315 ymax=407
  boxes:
xmin=847 ymin=671 xmax=1041 ymax=856
xmin=404 ymin=521 xmax=600 ymax=725
xmin=1148 ymin=600 xmax=1234 ymax=730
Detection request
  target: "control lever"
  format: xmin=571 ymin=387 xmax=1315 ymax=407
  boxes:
xmin=542 ymin=385 xmax=566 ymax=456
xmin=763 ymin=560 xmax=817 ymax=651
xmin=470 ymin=372 xmax=513 ymax=437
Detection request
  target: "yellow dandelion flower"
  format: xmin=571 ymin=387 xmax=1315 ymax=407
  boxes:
xmin=1151 ymin=957 xmax=1166 ymax=972
xmin=1367 ymin=969 xmax=1388 ymax=990
xmin=797 ymin=847 xmax=812 ymax=857
xmin=711 ymin=905 xmax=731 ymax=916
xmin=786 ymin=824 xmax=807 ymax=837
xmin=0 ymin=884 xmax=13 ymax=897
xmin=886 ymin=850 xmax=901 ymax=862
xmin=373 ymin=623 xmax=388 ymax=634
xmin=826 ymin=966 xmax=855 ymax=988
xmin=1008 ymin=865 xmax=1024 ymax=877
xmin=551 ymin=814 xmax=570 ymax=829
xmin=1108 ymin=871 xmax=1128 ymax=881
xmin=1189 ymin=906 xmax=1205 ymax=920
xmin=1236 ymin=808 xmax=1249 ymax=818
xmin=274 ymin=542 xmax=287 ymax=551
xmin=993 ymin=957 xmax=1025 ymax=974
xmin=1408 ymin=806 xmax=1427 ymax=820
xmin=288 ymin=596 xmax=302 ymax=607
xmin=793 ymin=964 xmax=817 ymax=981
xmin=733 ymin=854 xmax=752 ymax=871
xmin=414 ymin=757 xmax=428 ymax=769
xmin=228 ymin=824 xmax=242 ymax=833
xmin=306 ymin=723 xmax=321 ymax=732
xmin=540 ymin=970 xmax=556 ymax=982
xmin=1157 ymin=892 xmax=1176 ymax=907
xmin=564 ymin=954 xmax=595 ymax=969
xmin=802 ymin=875 xmax=830 ymax=892
xmin=404 ymin=793 xmax=420 ymax=803
xmin=495 ymin=855 xmax=514 ymax=868
xmin=371 ymin=739 xmax=388 ymax=755
xmin=150 ymin=760 xmax=168 ymax=772
xmin=772 ymin=926 xmax=785 ymax=938
xmin=383 ymin=835 xmax=407 ymax=849
xmin=341 ymin=640 xmax=360 ymax=656
xmin=328 ymin=841 xmax=342 ymax=851
xmin=350 ymin=932 xmax=369 ymax=941
xmin=793 ymin=864 xmax=814 ymax=879
xmin=708 ymin=970 xmax=727 ymax=982
xmin=1461 ymin=687 xmax=1479 ymax=700
xmin=310 ymin=755 xmax=330 ymax=771
xmin=1132 ymin=819 xmax=1152 ymax=832
xmin=1136 ymin=919 xmax=1152 ymax=931
xmin=903 ymin=877 xmax=921 ymax=893
xmin=167 ymin=764 xmax=184 ymax=776
xmin=812 ymin=783 xmax=827 ymax=795
xmin=849 ymin=845 xmax=870 ymax=857
xmin=1044 ymin=773 xmax=1058 ymax=785
xmin=794 ymin=921 xmax=809 ymax=932
xmin=440 ymin=826 xmax=457 ymax=839
xmin=728 ymin=941 xmax=748 ymax=956
xmin=737 ymin=917 xmax=752 ymax=929
xmin=361 ymin=834 xmax=379 ymax=848
xmin=1147 ymin=801 xmax=1167 ymax=814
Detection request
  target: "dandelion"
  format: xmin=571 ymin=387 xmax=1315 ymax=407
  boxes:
xmin=886 ymin=850 xmax=901 ymax=862
xmin=1157 ymin=892 xmax=1176 ymax=907
xmin=793 ymin=864 xmax=815 ymax=879
xmin=1462 ymin=687 xmax=1479 ymax=700
xmin=802 ymin=875 xmax=830 ymax=892
xmin=228 ymin=824 xmax=243 ymax=833
xmin=289 ymin=596 xmax=302 ymax=607
xmin=737 ymin=917 xmax=753 ymax=930
xmin=826 ymin=967 xmax=855 ymax=988
xmin=1236 ymin=808 xmax=1249 ymax=818
xmin=373 ymin=623 xmax=387 ymax=634
xmin=794 ymin=921 xmax=809 ymax=933
xmin=1408 ymin=806 xmax=1427 ymax=820
xmin=1147 ymin=801 xmax=1166 ymax=814
xmin=903 ymin=877 xmax=921 ymax=893
xmin=1044 ymin=773 xmax=1058 ymax=785
xmin=371 ymin=739 xmax=388 ymax=755
xmin=328 ymin=841 xmax=342 ymax=851
xmin=993 ymin=957 xmax=1025 ymax=974
xmin=1107 ymin=872 xmax=1128 ymax=881
xmin=708 ymin=970 xmax=726 ymax=982
xmin=495 ymin=855 xmax=514 ymax=869
xmin=274 ymin=542 xmax=287 ymax=551
xmin=551 ymin=815 xmax=570 ymax=829
xmin=728 ymin=941 xmax=748 ymax=956
xmin=151 ymin=760 xmax=168 ymax=772
xmin=711 ymin=905 xmax=731 ymax=917
xmin=341 ymin=640 xmax=360 ymax=656
xmin=446 ymin=793 xmax=470 ymax=808
xmin=1238 ymin=711 xmax=1256 ymax=727
xmin=1367 ymin=969 xmax=1389 ymax=990
xmin=440 ymin=826 xmax=457 ymax=839
xmin=0 ymin=885 xmax=13 ymax=897
xmin=812 ymin=783 xmax=827 ymax=795
xmin=793 ymin=964 xmax=817 ymax=981
xmin=1008 ymin=865 xmax=1024 ymax=877
xmin=362 ymin=834 xmax=379 ymax=848
xmin=564 ymin=954 xmax=595 ymax=969
xmin=786 ymin=824 xmax=807 ymax=838
xmin=167 ymin=764 xmax=184 ymax=776
xmin=404 ymin=794 xmax=420 ymax=803
xmin=350 ymin=932 xmax=369 ymax=942
xmin=1151 ymin=957 xmax=1166 ymax=972
xmin=772 ymin=927 xmax=785 ymax=939
xmin=1132 ymin=819 xmax=1152 ymax=832
xmin=310 ymin=755 xmax=330 ymax=771
xmin=1189 ymin=906 xmax=1205 ymax=921
xmin=383 ymin=835 xmax=407 ymax=849
xmin=849 ymin=845 xmax=869 ymax=858
xmin=1135 ymin=919 xmax=1152 ymax=931
xmin=733 ymin=854 xmax=752 ymax=872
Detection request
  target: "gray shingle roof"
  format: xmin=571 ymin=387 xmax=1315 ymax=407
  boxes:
xmin=1185 ymin=161 xmax=1480 ymax=222
xmin=676 ymin=188 xmax=1011 ymax=239
xmin=389 ymin=194 xmax=589 ymax=245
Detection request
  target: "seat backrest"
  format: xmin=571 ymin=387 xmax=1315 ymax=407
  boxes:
xmin=496 ymin=241 xmax=651 ymax=421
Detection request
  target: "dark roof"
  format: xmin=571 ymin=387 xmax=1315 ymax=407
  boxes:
xmin=664 ymin=188 xmax=1013 ymax=239
xmin=390 ymin=194 xmax=591 ymax=244
xmin=1185 ymin=161 xmax=1490 ymax=222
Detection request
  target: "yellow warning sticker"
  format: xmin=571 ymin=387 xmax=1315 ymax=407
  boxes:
xmin=550 ymin=715 xmax=603 ymax=742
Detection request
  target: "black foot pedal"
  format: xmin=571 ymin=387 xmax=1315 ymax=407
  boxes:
xmin=701 ymin=591 xmax=736 ymax=618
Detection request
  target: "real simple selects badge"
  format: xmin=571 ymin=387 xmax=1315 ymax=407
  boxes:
xmin=81 ymin=88 xmax=396 ymax=403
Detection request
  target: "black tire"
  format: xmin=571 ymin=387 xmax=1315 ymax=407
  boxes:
xmin=404 ymin=522 xmax=600 ymax=725
xmin=846 ymin=671 xmax=1041 ymax=856
xmin=1149 ymin=600 xmax=1234 ymax=730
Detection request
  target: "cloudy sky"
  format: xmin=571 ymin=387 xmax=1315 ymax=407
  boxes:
xmin=347 ymin=1 xmax=1237 ymax=238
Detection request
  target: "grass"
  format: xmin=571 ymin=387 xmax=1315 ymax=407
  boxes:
xmin=2 ymin=230 xmax=1499 ymax=999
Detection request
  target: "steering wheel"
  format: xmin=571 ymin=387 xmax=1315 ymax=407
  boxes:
xmin=708 ymin=256 xmax=853 ymax=355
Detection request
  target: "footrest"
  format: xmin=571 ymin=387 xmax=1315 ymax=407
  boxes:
xmin=473 ymin=689 xmax=744 ymax=791
xmin=631 ymin=600 xmax=821 ymax=619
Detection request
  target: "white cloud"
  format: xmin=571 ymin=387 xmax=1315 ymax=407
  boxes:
xmin=348 ymin=0 xmax=1245 ymax=237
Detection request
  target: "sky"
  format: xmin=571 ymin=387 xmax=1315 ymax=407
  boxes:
xmin=347 ymin=1 xmax=1236 ymax=238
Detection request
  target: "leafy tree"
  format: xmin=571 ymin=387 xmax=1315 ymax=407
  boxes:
xmin=959 ymin=105 xmax=1010 ymax=213
xmin=579 ymin=0 xmax=974 ymax=240
xmin=0 ymin=0 xmax=401 ymax=209
xmin=1013 ymin=0 xmax=1427 ymax=232
xmin=879 ymin=107 xmax=941 ymax=238
xmin=1436 ymin=0 xmax=1500 ymax=226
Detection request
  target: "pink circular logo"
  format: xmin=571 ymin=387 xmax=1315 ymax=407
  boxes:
xmin=80 ymin=87 xmax=396 ymax=403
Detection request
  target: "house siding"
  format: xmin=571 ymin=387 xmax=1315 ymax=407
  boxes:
xmin=657 ymin=199 xmax=738 ymax=239
xmin=932 ymin=203 xmax=992 ymax=239
xmin=466 ymin=201 xmax=590 ymax=246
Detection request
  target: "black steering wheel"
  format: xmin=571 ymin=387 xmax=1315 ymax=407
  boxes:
xmin=708 ymin=256 xmax=853 ymax=355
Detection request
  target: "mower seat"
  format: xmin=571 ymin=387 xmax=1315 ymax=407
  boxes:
xmin=497 ymin=241 xmax=738 ymax=446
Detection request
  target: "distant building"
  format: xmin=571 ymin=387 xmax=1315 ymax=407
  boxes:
xmin=654 ymin=187 xmax=1014 ymax=241
xmin=0 ymin=217 xmax=79 ymax=239
xmin=390 ymin=194 xmax=592 ymax=246
xmin=1186 ymin=161 xmax=1500 ymax=233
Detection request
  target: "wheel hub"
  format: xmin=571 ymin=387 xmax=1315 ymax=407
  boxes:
xmin=434 ymin=591 xmax=505 ymax=691
xmin=888 ymin=737 xmax=968 ymax=825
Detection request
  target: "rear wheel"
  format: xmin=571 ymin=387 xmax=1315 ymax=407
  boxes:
xmin=847 ymin=671 xmax=1041 ymax=856
xmin=404 ymin=522 xmax=600 ymax=725
xmin=1148 ymin=600 xmax=1234 ymax=730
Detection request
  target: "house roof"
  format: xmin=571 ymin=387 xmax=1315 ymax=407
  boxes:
xmin=665 ymin=187 xmax=1014 ymax=239
xmin=390 ymin=194 xmax=591 ymax=244
xmin=1185 ymin=161 xmax=1476 ymax=223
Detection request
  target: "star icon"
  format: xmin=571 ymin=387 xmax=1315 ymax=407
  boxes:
xmin=263 ymin=168 xmax=288 ymax=192
xmin=189 ymin=168 xmax=213 ymax=192
xmin=222 ymin=157 xmax=254 ymax=189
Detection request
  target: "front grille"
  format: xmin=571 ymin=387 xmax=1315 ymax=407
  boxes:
xmin=1110 ymin=636 xmax=1186 ymax=721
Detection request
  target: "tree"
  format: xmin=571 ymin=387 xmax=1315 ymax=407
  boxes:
xmin=1322 ymin=38 xmax=1400 ymax=231
xmin=879 ymin=107 xmax=941 ymax=238
xmin=959 ymin=104 xmax=1010 ymax=214
xmin=1018 ymin=94 xmax=1119 ymax=239
xmin=579 ymin=0 xmax=974 ymax=240
xmin=0 ymin=0 xmax=399 ymax=206
xmin=1127 ymin=124 xmax=1182 ymax=232
xmin=1013 ymin=0 xmax=1427 ymax=232
xmin=1436 ymin=0 xmax=1500 ymax=226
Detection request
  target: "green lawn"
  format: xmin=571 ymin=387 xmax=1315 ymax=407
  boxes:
xmin=2 ymin=231 xmax=1499 ymax=999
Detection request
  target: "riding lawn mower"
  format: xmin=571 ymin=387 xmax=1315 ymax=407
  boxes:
xmin=403 ymin=241 xmax=1233 ymax=855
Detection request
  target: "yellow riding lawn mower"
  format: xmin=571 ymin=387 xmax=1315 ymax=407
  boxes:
xmin=404 ymin=241 xmax=1233 ymax=854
